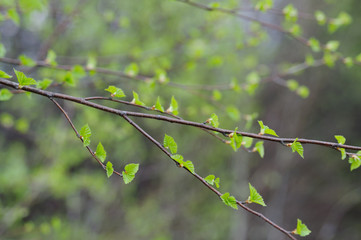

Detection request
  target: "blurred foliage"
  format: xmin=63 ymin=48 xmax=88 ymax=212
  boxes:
xmin=0 ymin=0 xmax=361 ymax=239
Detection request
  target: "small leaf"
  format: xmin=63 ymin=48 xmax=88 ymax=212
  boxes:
xmin=308 ymin=37 xmax=321 ymax=52
xmin=214 ymin=177 xmax=220 ymax=188
xmin=294 ymin=219 xmax=311 ymax=237
xmin=0 ymin=70 xmax=12 ymax=79
xmin=297 ymin=86 xmax=310 ymax=98
xmin=315 ymin=10 xmax=326 ymax=25
xmin=325 ymin=40 xmax=340 ymax=52
xmin=183 ymin=160 xmax=195 ymax=174
xmin=164 ymin=134 xmax=177 ymax=154
xmin=255 ymin=0 xmax=273 ymax=12
xmin=63 ymin=71 xmax=75 ymax=86
xmin=226 ymin=106 xmax=241 ymax=121
xmin=335 ymin=135 xmax=346 ymax=145
xmin=291 ymin=138 xmax=304 ymax=158
xmin=19 ymin=55 xmax=37 ymax=67
xmin=131 ymin=91 xmax=145 ymax=106
xmin=45 ymin=50 xmax=57 ymax=66
xmin=79 ymin=124 xmax=91 ymax=147
xmin=105 ymin=86 xmax=126 ymax=98
xmin=258 ymin=120 xmax=278 ymax=137
xmin=125 ymin=62 xmax=139 ymax=76
xmin=287 ymin=79 xmax=299 ymax=91
xmin=349 ymin=154 xmax=361 ymax=171
xmin=242 ymin=137 xmax=253 ymax=148
xmin=171 ymin=154 xmax=183 ymax=163
xmin=230 ymin=128 xmax=242 ymax=152
xmin=155 ymin=97 xmax=164 ymax=112
xmin=339 ymin=148 xmax=346 ymax=160
xmin=95 ymin=142 xmax=107 ymax=163
xmin=220 ymin=192 xmax=238 ymax=210
xmin=167 ymin=96 xmax=179 ymax=115
xmin=0 ymin=88 xmax=13 ymax=101
xmin=247 ymin=183 xmax=266 ymax=206
xmin=106 ymin=161 xmax=114 ymax=178
xmin=209 ymin=113 xmax=219 ymax=128
xmin=204 ymin=175 xmax=215 ymax=185
xmin=254 ymin=141 xmax=264 ymax=158
xmin=283 ymin=4 xmax=298 ymax=22
xmin=14 ymin=69 xmax=37 ymax=87
xmin=0 ymin=43 xmax=6 ymax=57
xmin=122 ymin=163 xmax=140 ymax=184
xmin=37 ymin=79 xmax=53 ymax=90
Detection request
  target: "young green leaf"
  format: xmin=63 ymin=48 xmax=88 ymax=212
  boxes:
xmin=131 ymin=91 xmax=145 ymax=106
xmin=19 ymin=54 xmax=36 ymax=67
xmin=204 ymin=175 xmax=215 ymax=185
xmin=247 ymin=183 xmax=266 ymax=206
xmin=122 ymin=163 xmax=140 ymax=184
xmin=254 ymin=141 xmax=264 ymax=158
xmin=293 ymin=219 xmax=311 ymax=237
xmin=37 ymin=79 xmax=53 ymax=90
xmin=283 ymin=4 xmax=298 ymax=22
xmin=155 ymin=97 xmax=164 ymax=112
xmin=214 ymin=177 xmax=220 ymax=188
xmin=183 ymin=160 xmax=195 ymax=174
xmin=63 ymin=71 xmax=75 ymax=86
xmin=95 ymin=142 xmax=107 ymax=163
xmin=164 ymin=134 xmax=177 ymax=154
xmin=325 ymin=40 xmax=340 ymax=52
xmin=348 ymin=153 xmax=361 ymax=171
xmin=105 ymin=86 xmax=125 ymax=98
xmin=258 ymin=120 xmax=278 ymax=137
xmin=79 ymin=124 xmax=91 ymax=147
xmin=105 ymin=86 xmax=126 ymax=98
xmin=291 ymin=138 xmax=304 ymax=158
xmin=208 ymin=113 xmax=219 ymax=128
xmin=220 ymin=192 xmax=238 ymax=210
xmin=339 ymin=148 xmax=346 ymax=160
xmin=106 ymin=161 xmax=114 ymax=178
xmin=171 ymin=154 xmax=183 ymax=163
xmin=297 ymin=86 xmax=310 ymax=98
xmin=0 ymin=89 xmax=13 ymax=101
xmin=45 ymin=50 xmax=57 ymax=66
xmin=125 ymin=62 xmax=139 ymax=76
xmin=242 ymin=137 xmax=253 ymax=148
xmin=335 ymin=135 xmax=346 ymax=145
xmin=315 ymin=10 xmax=326 ymax=25
xmin=308 ymin=37 xmax=321 ymax=52
xmin=0 ymin=70 xmax=12 ymax=79
xmin=167 ymin=96 xmax=179 ymax=115
xmin=14 ymin=69 xmax=37 ymax=87
xmin=255 ymin=0 xmax=273 ymax=12
xmin=230 ymin=129 xmax=242 ymax=152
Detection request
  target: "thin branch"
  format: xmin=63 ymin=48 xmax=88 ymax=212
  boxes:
xmin=1 ymin=78 xmax=360 ymax=152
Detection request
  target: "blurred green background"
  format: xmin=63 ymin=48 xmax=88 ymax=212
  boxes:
xmin=0 ymin=0 xmax=361 ymax=239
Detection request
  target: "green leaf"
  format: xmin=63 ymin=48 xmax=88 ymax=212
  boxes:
xmin=343 ymin=57 xmax=353 ymax=68
xmin=105 ymin=86 xmax=126 ymax=98
xmin=204 ymin=175 xmax=215 ymax=185
xmin=339 ymin=148 xmax=346 ymax=160
xmin=0 ymin=88 xmax=13 ymax=101
xmin=95 ymin=142 xmax=107 ymax=163
xmin=63 ymin=71 xmax=75 ymax=86
xmin=283 ymin=4 xmax=298 ymax=22
xmin=14 ymin=69 xmax=37 ymax=87
xmin=37 ymin=79 xmax=53 ymax=90
xmin=214 ymin=177 xmax=220 ymax=188
xmin=230 ymin=128 xmax=242 ymax=152
xmin=288 ymin=24 xmax=302 ymax=37
xmin=247 ymin=183 xmax=266 ymax=206
xmin=258 ymin=120 xmax=278 ymax=137
xmin=19 ymin=55 xmax=37 ymax=67
xmin=125 ymin=62 xmax=139 ymax=76
xmin=0 ymin=70 xmax=12 ymax=79
xmin=167 ymin=96 xmax=178 ymax=115
xmin=305 ymin=54 xmax=315 ymax=66
xmin=212 ymin=90 xmax=222 ymax=101
xmin=220 ymin=192 xmax=238 ymax=210
xmin=164 ymin=134 xmax=177 ymax=154
xmin=45 ymin=50 xmax=57 ymax=66
xmin=335 ymin=135 xmax=346 ymax=145
xmin=226 ymin=106 xmax=240 ymax=121
xmin=209 ymin=113 xmax=219 ymax=128
xmin=242 ymin=137 xmax=253 ymax=148
xmin=106 ymin=161 xmax=114 ymax=178
xmin=79 ymin=124 xmax=91 ymax=147
xmin=255 ymin=0 xmax=273 ymax=12
xmin=308 ymin=37 xmax=321 ymax=52
xmin=0 ymin=43 xmax=6 ymax=57
xmin=155 ymin=97 xmax=164 ymax=112
xmin=325 ymin=40 xmax=340 ymax=52
xmin=315 ymin=11 xmax=326 ymax=25
xmin=287 ymin=79 xmax=299 ymax=91
xmin=323 ymin=52 xmax=337 ymax=68
xmin=297 ymin=86 xmax=310 ymax=98
xmin=171 ymin=154 xmax=183 ymax=163
xmin=254 ymin=141 xmax=264 ymax=158
xmin=209 ymin=2 xmax=220 ymax=8
xmin=131 ymin=91 xmax=145 ymax=106
xmin=122 ymin=163 xmax=140 ymax=184
xmin=72 ymin=65 xmax=86 ymax=78
xmin=294 ymin=219 xmax=311 ymax=237
xmin=8 ymin=8 xmax=19 ymax=25
xmin=291 ymin=138 xmax=304 ymax=158
xmin=183 ymin=160 xmax=195 ymax=174
xmin=349 ymin=154 xmax=361 ymax=171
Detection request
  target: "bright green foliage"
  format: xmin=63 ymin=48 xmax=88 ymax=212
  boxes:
xmin=328 ymin=12 xmax=352 ymax=33
xmin=220 ymin=192 xmax=238 ymax=210
xmin=14 ymin=69 xmax=37 ymax=87
xmin=323 ymin=52 xmax=337 ymax=68
xmin=356 ymin=53 xmax=361 ymax=63
xmin=315 ymin=11 xmax=326 ymax=25
xmin=343 ymin=57 xmax=353 ymax=68
xmin=171 ymin=155 xmax=194 ymax=173
xmin=204 ymin=175 xmax=220 ymax=188
xmin=37 ymin=79 xmax=53 ymax=90
xmin=45 ymin=50 xmax=57 ymax=66
xmin=305 ymin=54 xmax=315 ymax=66
xmin=255 ymin=0 xmax=273 ymax=12
xmin=288 ymin=24 xmax=302 ymax=37
xmin=0 ymin=88 xmax=13 ymax=101
xmin=106 ymin=161 xmax=114 ymax=178
xmin=86 ymin=55 xmax=97 ymax=69
xmin=212 ymin=90 xmax=222 ymax=101
xmin=325 ymin=41 xmax=340 ymax=52
xmin=171 ymin=154 xmax=183 ymax=163
xmin=252 ymin=141 xmax=263 ymax=158
xmin=0 ymin=43 xmax=6 ymax=57
xmin=167 ymin=96 xmax=178 ymax=115
xmin=229 ymin=128 xmax=242 ymax=152
xmin=132 ymin=91 xmax=145 ymax=106
xmin=79 ymin=124 xmax=91 ymax=147
xmin=125 ymin=62 xmax=139 ymax=76
xmin=63 ymin=71 xmax=75 ymax=86
xmin=226 ymin=106 xmax=240 ymax=121
xmin=105 ymin=86 xmax=126 ymax=98
xmin=247 ymin=183 xmax=266 ymax=206
xmin=335 ymin=135 xmax=346 ymax=160
xmin=95 ymin=142 xmax=107 ymax=163
xmin=122 ymin=163 xmax=140 ymax=184
xmin=209 ymin=2 xmax=220 ymax=8
xmin=287 ymin=79 xmax=299 ymax=91
xmin=242 ymin=137 xmax=253 ymax=148
xmin=297 ymin=86 xmax=310 ymax=98
xmin=19 ymin=55 xmax=36 ymax=67
xmin=72 ymin=65 xmax=86 ymax=79
xmin=209 ymin=113 xmax=219 ymax=128
xmin=294 ymin=219 xmax=311 ymax=237
xmin=308 ymin=37 xmax=321 ymax=52
xmin=258 ymin=120 xmax=278 ymax=137
xmin=291 ymin=138 xmax=304 ymax=158
xmin=155 ymin=97 xmax=164 ymax=112
xmin=0 ymin=70 xmax=12 ymax=78
xmin=155 ymin=69 xmax=169 ymax=84
xmin=164 ymin=134 xmax=177 ymax=154
xmin=283 ymin=4 xmax=298 ymax=22
xmin=348 ymin=152 xmax=361 ymax=171
xmin=7 ymin=8 xmax=19 ymax=25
